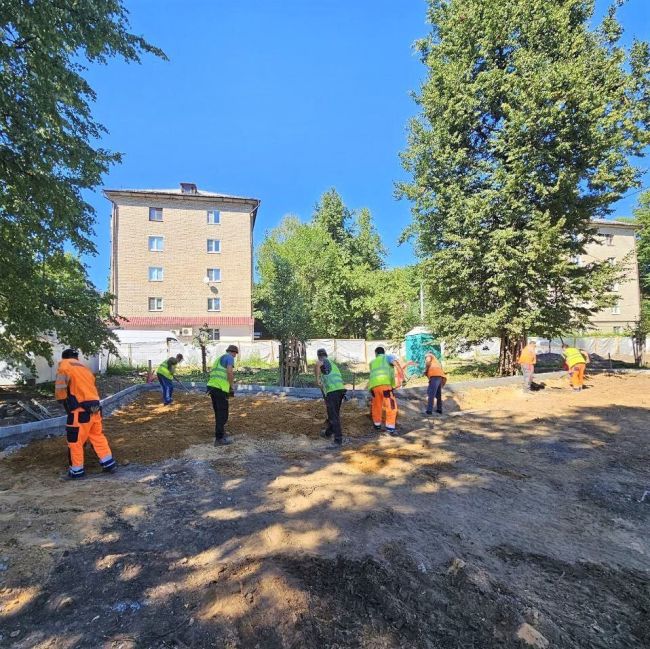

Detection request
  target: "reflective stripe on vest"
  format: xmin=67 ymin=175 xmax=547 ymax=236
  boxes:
xmin=157 ymin=361 xmax=173 ymax=380
xmin=368 ymin=355 xmax=393 ymax=389
xmin=322 ymin=360 xmax=345 ymax=394
xmin=207 ymin=354 xmax=230 ymax=392
xmin=564 ymin=348 xmax=585 ymax=369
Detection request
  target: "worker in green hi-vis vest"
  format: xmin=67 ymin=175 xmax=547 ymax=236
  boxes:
xmin=156 ymin=353 xmax=184 ymax=405
xmin=314 ymin=348 xmax=347 ymax=449
xmin=207 ymin=344 xmax=239 ymax=445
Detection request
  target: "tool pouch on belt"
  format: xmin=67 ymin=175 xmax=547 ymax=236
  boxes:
xmin=65 ymin=412 xmax=79 ymax=443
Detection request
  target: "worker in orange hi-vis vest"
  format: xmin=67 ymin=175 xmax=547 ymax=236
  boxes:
xmin=517 ymin=341 xmax=537 ymax=393
xmin=54 ymin=349 xmax=117 ymax=479
xmin=562 ymin=343 xmax=590 ymax=392
xmin=424 ymin=352 xmax=447 ymax=415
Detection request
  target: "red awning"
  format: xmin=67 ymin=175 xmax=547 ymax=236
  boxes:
xmin=116 ymin=316 xmax=253 ymax=329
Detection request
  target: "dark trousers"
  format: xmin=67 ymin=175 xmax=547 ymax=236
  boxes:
xmin=158 ymin=374 xmax=174 ymax=404
xmin=324 ymin=389 xmax=346 ymax=443
xmin=426 ymin=376 xmax=443 ymax=413
xmin=208 ymin=387 xmax=229 ymax=439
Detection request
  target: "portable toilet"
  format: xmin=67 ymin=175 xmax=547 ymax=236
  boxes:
xmin=405 ymin=327 xmax=442 ymax=378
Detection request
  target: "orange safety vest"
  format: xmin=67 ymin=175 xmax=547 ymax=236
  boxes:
xmin=55 ymin=359 xmax=100 ymax=410
xmin=518 ymin=347 xmax=536 ymax=365
xmin=426 ymin=355 xmax=446 ymax=378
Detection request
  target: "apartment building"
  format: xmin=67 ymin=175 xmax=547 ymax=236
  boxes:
xmin=583 ymin=220 xmax=641 ymax=333
xmin=105 ymin=183 xmax=260 ymax=342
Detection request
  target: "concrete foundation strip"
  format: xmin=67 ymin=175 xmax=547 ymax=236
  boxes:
xmin=1 ymin=368 xmax=647 ymax=449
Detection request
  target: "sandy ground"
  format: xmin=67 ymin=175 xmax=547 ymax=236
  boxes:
xmin=0 ymin=374 xmax=648 ymax=648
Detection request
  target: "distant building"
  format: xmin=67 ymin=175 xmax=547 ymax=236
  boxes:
xmin=105 ymin=183 xmax=260 ymax=343
xmin=584 ymin=220 xmax=641 ymax=333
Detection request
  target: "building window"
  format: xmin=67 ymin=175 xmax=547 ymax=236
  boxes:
xmin=207 ymin=210 xmax=220 ymax=225
xmin=611 ymin=302 xmax=621 ymax=315
xmin=607 ymin=257 xmax=616 ymax=266
xmin=149 ymin=207 xmax=163 ymax=222
xmin=613 ymin=326 xmax=623 ymax=334
xmin=612 ymin=282 xmax=620 ymax=291
xmin=208 ymin=297 xmax=221 ymax=312
xmin=571 ymin=255 xmax=581 ymax=266
xmin=604 ymin=233 xmax=614 ymax=246
xmin=148 ymin=297 xmax=163 ymax=311
xmin=149 ymin=236 xmax=164 ymax=252
xmin=207 ymin=268 xmax=221 ymax=282
xmin=148 ymin=267 xmax=163 ymax=281
xmin=207 ymin=239 xmax=221 ymax=253
xmin=207 ymin=328 xmax=220 ymax=341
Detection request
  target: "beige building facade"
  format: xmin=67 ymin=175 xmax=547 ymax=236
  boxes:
xmin=105 ymin=183 xmax=260 ymax=342
xmin=584 ymin=220 xmax=641 ymax=333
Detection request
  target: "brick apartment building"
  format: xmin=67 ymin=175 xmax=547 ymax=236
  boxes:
xmin=105 ymin=183 xmax=260 ymax=342
xmin=585 ymin=220 xmax=641 ymax=333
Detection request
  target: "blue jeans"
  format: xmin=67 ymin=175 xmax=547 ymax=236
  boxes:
xmin=157 ymin=374 xmax=174 ymax=404
xmin=426 ymin=376 xmax=443 ymax=413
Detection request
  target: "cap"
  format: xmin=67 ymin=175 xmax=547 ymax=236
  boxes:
xmin=226 ymin=345 xmax=239 ymax=354
xmin=62 ymin=348 xmax=79 ymax=359
xmin=316 ymin=348 xmax=327 ymax=357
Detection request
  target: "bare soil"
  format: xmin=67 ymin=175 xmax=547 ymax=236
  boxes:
xmin=0 ymin=374 xmax=648 ymax=648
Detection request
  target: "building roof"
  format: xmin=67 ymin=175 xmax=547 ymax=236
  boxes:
xmin=116 ymin=316 xmax=254 ymax=329
xmin=590 ymin=219 xmax=637 ymax=229
xmin=103 ymin=184 xmax=261 ymax=226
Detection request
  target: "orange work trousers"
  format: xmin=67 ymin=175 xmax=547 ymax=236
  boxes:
xmin=370 ymin=384 xmax=397 ymax=429
xmin=569 ymin=363 xmax=586 ymax=390
xmin=66 ymin=409 xmax=113 ymax=470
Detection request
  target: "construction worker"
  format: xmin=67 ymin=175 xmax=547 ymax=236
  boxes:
xmin=207 ymin=345 xmax=238 ymax=445
xmin=562 ymin=343 xmax=590 ymax=391
xmin=315 ymin=348 xmax=347 ymax=448
xmin=424 ymin=351 xmax=447 ymax=415
xmin=156 ymin=353 xmax=184 ymax=405
xmin=368 ymin=346 xmax=399 ymax=435
xmin=55 ymin=349 xmax=117 ymax=479
xmin=517 ymin=341 xmax=537 ymax=392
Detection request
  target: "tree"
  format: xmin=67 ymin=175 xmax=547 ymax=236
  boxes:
xmin=0 ymin=1 xmax=165 ymax=368
xmin=628 ymin=191 xmax=650 ymax=364
xmin=399 ymin=0 xmax=650 ymax=374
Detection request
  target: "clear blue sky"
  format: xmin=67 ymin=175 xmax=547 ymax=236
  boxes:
xmin=83 ymin=0 xmax=650 ymax=290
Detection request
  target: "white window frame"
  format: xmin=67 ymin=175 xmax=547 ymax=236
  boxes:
xmin=604 ymin=233 xmax=614 ymax=246
xmin=607 ymin=256 xmax=616 ymax=266
xmin=148 ymin=297 xmax=163 ymax=311
xmin=207 ymin=268 xmax=221 ymax=282
xmin=611 ymin=302 xmax=621 ymax=315
xmin=612 ymin=281 xmax=620 ymax=292
xmin=148 ymin=266 xmax=163 ymax=282
xmin=149 ymin=207 xmax=163 ymax=222
xmin=207 ymin=239 xmax=221 ymax=254
xmin=612 ymin=326 xmax=623 ymax=334
xmin=207 ymin=210 xmax=220 ymax=225
xmin=207 ymin=328 xmax=220 ymax=341
xmin=149 ymin=236 xmax=164 ymax=252
xmin=207 ymin=297 xmax=221 ymax=312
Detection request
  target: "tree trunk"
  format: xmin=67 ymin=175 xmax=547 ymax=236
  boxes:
xmin=278 ymin=338 xmax=306 ymax=386
xmin=200 ymin=343 xmax=207 ymax=374
xmin=498 ymin=331 xmax=523 ymax=376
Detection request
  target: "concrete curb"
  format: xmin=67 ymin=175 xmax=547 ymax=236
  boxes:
xmin=1 ymin=368 xmax=647 ymax=448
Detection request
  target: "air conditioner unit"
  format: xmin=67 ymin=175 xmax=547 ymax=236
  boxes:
xmin=181 ymin=327 xmax=193 ymax=336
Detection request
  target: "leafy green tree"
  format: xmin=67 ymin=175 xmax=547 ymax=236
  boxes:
xmin=0 ymin=0 xmax=165 ymax=368
xmin=633 ymin=191 xmax=650 ymax=297
xmin=399 ymin=0 xmax=650 ymax=374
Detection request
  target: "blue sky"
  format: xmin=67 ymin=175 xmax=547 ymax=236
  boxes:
xmin=83 ymin=0 xmax=650 ymax=290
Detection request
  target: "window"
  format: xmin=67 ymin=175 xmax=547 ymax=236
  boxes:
xmin=613 ymin=326 xmax=622 ymax=334
xmin=207 ymin=210 xmax=220 ymax=225
xmin=207 ymin=268 xmax=221 ymax=282
xmin=149 ymin=207 xmax=163 ymax=222
xmin=148 ymin=297 xmax=163 ymax=311
xmin=571 ymin=255 xmax=581 ymax=266
xmin=612 ymin=282 xmax=620 ymax=292
xmin=607 ymin=257 xmax=616 ymax=266
xmin=149 ymin=236 xmax=164 ymax=252
xmin=611 ymin=302 xmax=621 ymax=315
xmin=148 ymin=267 xmax=163 ymax=281
xmin=604 ymin=233 xmax=614 ymax=246
xmin=207 ymin=328 xmax=220 ymax=341
xmin=207 ymin=239 xmax=221 ymax=253
xmin=208 ymin=297 xmax=221 ymax=311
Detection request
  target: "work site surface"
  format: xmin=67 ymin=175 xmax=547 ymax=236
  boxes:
xmin=0 ymin=374 xmax=648 ymax=649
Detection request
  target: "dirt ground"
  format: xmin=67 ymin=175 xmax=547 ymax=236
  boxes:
xmin=0 ymin=373 xmax=648 ymax=648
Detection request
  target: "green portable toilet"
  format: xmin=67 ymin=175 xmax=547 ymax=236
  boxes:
xmin=405 ymin=327 xmax=442 ymax=378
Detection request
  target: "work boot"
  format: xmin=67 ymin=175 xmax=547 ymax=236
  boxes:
xmin=425 ymin=410 xmax=433 ymax=416
xmin=320 ymin=429 xmax=332 ymax=439
xmin=100 ymin=458 xmax=118 ymax=473
xmin=214 ymin=436 xmax=232 ymax=446
xmin=67 ymin=467 xmax=85 ymax=479
xmin=436 ymin=409 xmax=443 ymax=415
xmin=372 ymin=424 xmax=382 ymax=433
xmin=326 ymin=440 xmax=343 ymax=450
xmin=386 ymin=428 xmax=401 ymax=437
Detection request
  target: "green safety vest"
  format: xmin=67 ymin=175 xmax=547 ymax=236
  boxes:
xmin=321 ymin=360 xmax=345 ymax=394
xmin=156 ymin=360 xmax=173 ymax=380
xmin=368 ymin=355 xmax=394 ymax=389
xmin=564 ymin=347 xmax=585 ymax=369
xmin=207 ymin=354 xmax=231 ymax=392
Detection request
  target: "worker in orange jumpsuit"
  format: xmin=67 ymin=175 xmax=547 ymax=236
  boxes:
xmin=424 ymin=351 xmax=447 ymax=414
xmin=517 ymin=341 xmax=537 ymax=392
xmin=562 ymin=344 xmax=590 ymax=391
xmin=368 ymin=346 xmax=400 ymax=435
xmin=55 ymin=349 xmax=117 ymax=479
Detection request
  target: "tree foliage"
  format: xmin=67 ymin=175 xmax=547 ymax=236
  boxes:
xmin=255 ymin=189 xmax=421 ymax=343
xmin=0 ymin=0 xmax=165 ymax=367
xmin=399 ymin=0 xmax=650 ymax=374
